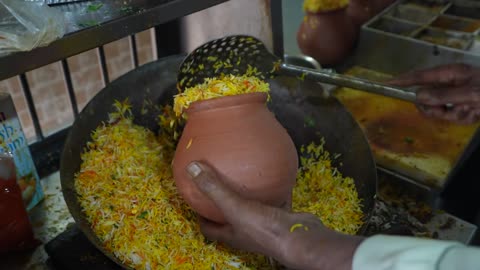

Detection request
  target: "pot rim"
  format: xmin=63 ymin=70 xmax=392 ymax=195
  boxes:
xmin=186 ymin=92 xmax=268 ymax=115
xmin=304 ymin=7 xmax=347 ymax=15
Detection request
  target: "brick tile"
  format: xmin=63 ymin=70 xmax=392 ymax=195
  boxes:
xmin=28 ymin=75 xmax=74 ymax=135
xmin=105 ymin=37 xmax=133 ymax=81
xmin=136 ymin=29 xmax=155 ymax=65
xmin=0 ymin=77 xmax=36 ymax=142
xmin=27 ymin=62 xmax=64 ymax=84
xmin=67 ymin=49 xmax=98 ymax=72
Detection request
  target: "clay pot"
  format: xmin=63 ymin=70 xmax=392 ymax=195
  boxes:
xmin=172 ymin=93 xmax=298 ymax=223
xmin=297 ymin=8 xmax=358 ymax=66
xmin=347 ymin=0 xmax=396 ymax=26
xmin=346 ymin=0 xmax=373 ymax=26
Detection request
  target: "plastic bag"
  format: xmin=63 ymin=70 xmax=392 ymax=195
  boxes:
xmin=0 ymin=0 xmax=65 ymax=54
xmin=0 ymin=153 xmax=40 ymax=253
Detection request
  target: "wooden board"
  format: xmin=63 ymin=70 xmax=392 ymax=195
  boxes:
xmin=333 ymin=66 xmax=479 ymax=188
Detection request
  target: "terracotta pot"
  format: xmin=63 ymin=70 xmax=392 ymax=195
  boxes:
xmin=347 ymin=0 xmax=373 ymax=26
xmin=347 ymin=0 xmax=396 ymax=26
xmin=172 ymin=93 xmax=298 ymax=223
xmin=297 ymin=8 xmax=358 ymax=66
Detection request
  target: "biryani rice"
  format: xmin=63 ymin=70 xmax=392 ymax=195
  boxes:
xmin=75 ymin=99 xmax=364 ymax=269
xmin=173 ymin=74 xmax=270 ymax=117
xmin=303 ymin=0 xmax=349 ymax=12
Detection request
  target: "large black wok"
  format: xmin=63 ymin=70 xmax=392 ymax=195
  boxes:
xmin=60 ymin=54 xmax=377 ymax=269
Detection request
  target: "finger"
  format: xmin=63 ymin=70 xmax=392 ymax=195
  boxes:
xmin=387 ymin=64 xmax=473 ymax=87
xmin=186 ymin=160 xmax=296 ymax=242
xmin=460 ymin=108 xmax=480 ymax=125
xmin=417 ymin=85 xmax=480 ymax=106
xmin=419 ymin=104 xmax=477 ymax=124
xmin=416 ymin=104 xmax=445 ymax=119
xmin=186 ymin=161 xmax=247 ymax=220
xmin=198 ymin=217 xmax=234 ymax=243
xmin=281 ymin=192 xmax=293 ymax=212
xmin=187 ymin=161 xmax=279 ymax=226
xmin=444 ymin=105 xmax=472 ymax=123
xmin=446 ymin=106 xmax=480 ymax=125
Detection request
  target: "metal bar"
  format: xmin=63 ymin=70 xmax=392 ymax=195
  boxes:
xmin=129 ymin=35 xmax=139 ymax=68
xmin=0 ymin=0 xmax=229 ymax=81
xmin=97 ymin=46 xmax=110 ymax=85
xmin=19 ymin=74 xmax=44 ymax=141
xmin=155 ymin=19 xmax=183 ymax=58
xmin=61 ymin=59 xmax=79 ymax=117
xmin=270 ymin=0 xmax=285 ymax=58
xmin=46 ymin=0 xmax=91 ymax=6
xmin=150 ymin=28 xmax=159 ymax=61
xmin=280 ymin=63 xmax=418 ymax=102
xmin=30 ymin=127 xmax=69 ymax=179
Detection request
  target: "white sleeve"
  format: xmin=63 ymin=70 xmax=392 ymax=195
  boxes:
xmin=352 ymin=234 xmax=480 ymax=270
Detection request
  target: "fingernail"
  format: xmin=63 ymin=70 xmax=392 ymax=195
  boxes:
xmin=186 ymin=162 xmax=202 ymax=178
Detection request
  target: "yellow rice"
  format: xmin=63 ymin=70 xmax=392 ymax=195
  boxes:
xmin=173 ymin=75 xmax=270 ymax=117
xmin=294 ymin=139 xmax=364 ymax=235
xmin=75 ymin=99 xmax=363 ymax=269
xmin=303 ymin=0 xmax=349 ymax=12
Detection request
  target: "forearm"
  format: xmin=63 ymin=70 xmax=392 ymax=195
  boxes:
xmin=272 ymin=223 xmax=364 ymax=270
xmin=302 ymin=233 xmax=364 ymax=270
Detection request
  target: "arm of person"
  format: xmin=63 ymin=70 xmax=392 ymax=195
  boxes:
xmin=388 ymin=63 xmax=480 ymax=124
xmin=186 ymin=161 xmax=480 ymax=270
xmin=354 ymin=234 xmax=480 ymax=270
xmin=186 ymin=160 xmax=363 ymax=270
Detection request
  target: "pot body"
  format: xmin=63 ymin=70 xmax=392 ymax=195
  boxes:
xmin=347 ymin=0 xmax=396 ymax=26
xmin=172 ymin=93 xmax=298 ymax=223
xmin=347 ymin=0 xmax=373 ymax=26
xmin=297 ymin=9 xmax=357 ymax=66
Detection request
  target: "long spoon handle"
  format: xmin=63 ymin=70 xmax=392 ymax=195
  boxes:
xmin=280 ymin=63 xmax=417 ymax=103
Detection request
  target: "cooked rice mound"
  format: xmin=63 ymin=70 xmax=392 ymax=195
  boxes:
xmin=293 ymin=139 xmax=364 ymax=235
xmin=303 ymin=0 xmax=349 ymax=12
xmin=173 ymin=75 xmax=270 ymax=117
xmin=75 ymin=100 xmax=364 ymax=269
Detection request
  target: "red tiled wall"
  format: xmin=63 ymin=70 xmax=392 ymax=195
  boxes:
xmin=0 ymin=28 xmax=156 ymax=143
xmin=1 ymin=0 xmax=270 ymax=143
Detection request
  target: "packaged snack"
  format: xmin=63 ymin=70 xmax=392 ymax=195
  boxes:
xmin=0 ymin=153 xmax=39 ymax=252
xmin=0 ymin=92 xmax=43 ymax=210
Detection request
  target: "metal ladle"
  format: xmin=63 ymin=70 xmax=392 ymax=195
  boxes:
xmin=177 ymin=35 xmax=416 ymax=102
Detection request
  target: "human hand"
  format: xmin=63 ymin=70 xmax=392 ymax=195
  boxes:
xmin=186 ymin=161 xmax=364 ymax=270
xmin=388 ymin=64 xmax=480 ymax=124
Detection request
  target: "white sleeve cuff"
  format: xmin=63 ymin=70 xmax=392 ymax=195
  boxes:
xmin=352 ymin=234 xmax=463 ymax=270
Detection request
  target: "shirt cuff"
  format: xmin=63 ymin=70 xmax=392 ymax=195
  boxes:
xmin=352 ymin=234 xmax=463 ymax=270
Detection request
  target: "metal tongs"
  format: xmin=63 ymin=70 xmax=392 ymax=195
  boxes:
xmin=177 ymin=35 xmax=416 ymax=103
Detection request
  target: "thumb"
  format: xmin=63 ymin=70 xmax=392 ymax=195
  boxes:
xmin=198 ymin=217 xmax=234 ymax=243
xmin=186 ymin=161 xmax=244 ymax=219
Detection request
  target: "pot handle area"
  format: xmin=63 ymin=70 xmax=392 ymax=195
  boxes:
xmin=279 ymin=63 xmax=417 ymax=103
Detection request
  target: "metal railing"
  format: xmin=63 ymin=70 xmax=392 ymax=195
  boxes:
xmin=0 ymin=0 xmax=227 ymax=178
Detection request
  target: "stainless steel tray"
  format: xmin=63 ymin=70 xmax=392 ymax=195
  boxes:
xmin=364 ymin=0 xmax=480 ymax=54
xmin=330 ymin=0 xmax=480 ymax=192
